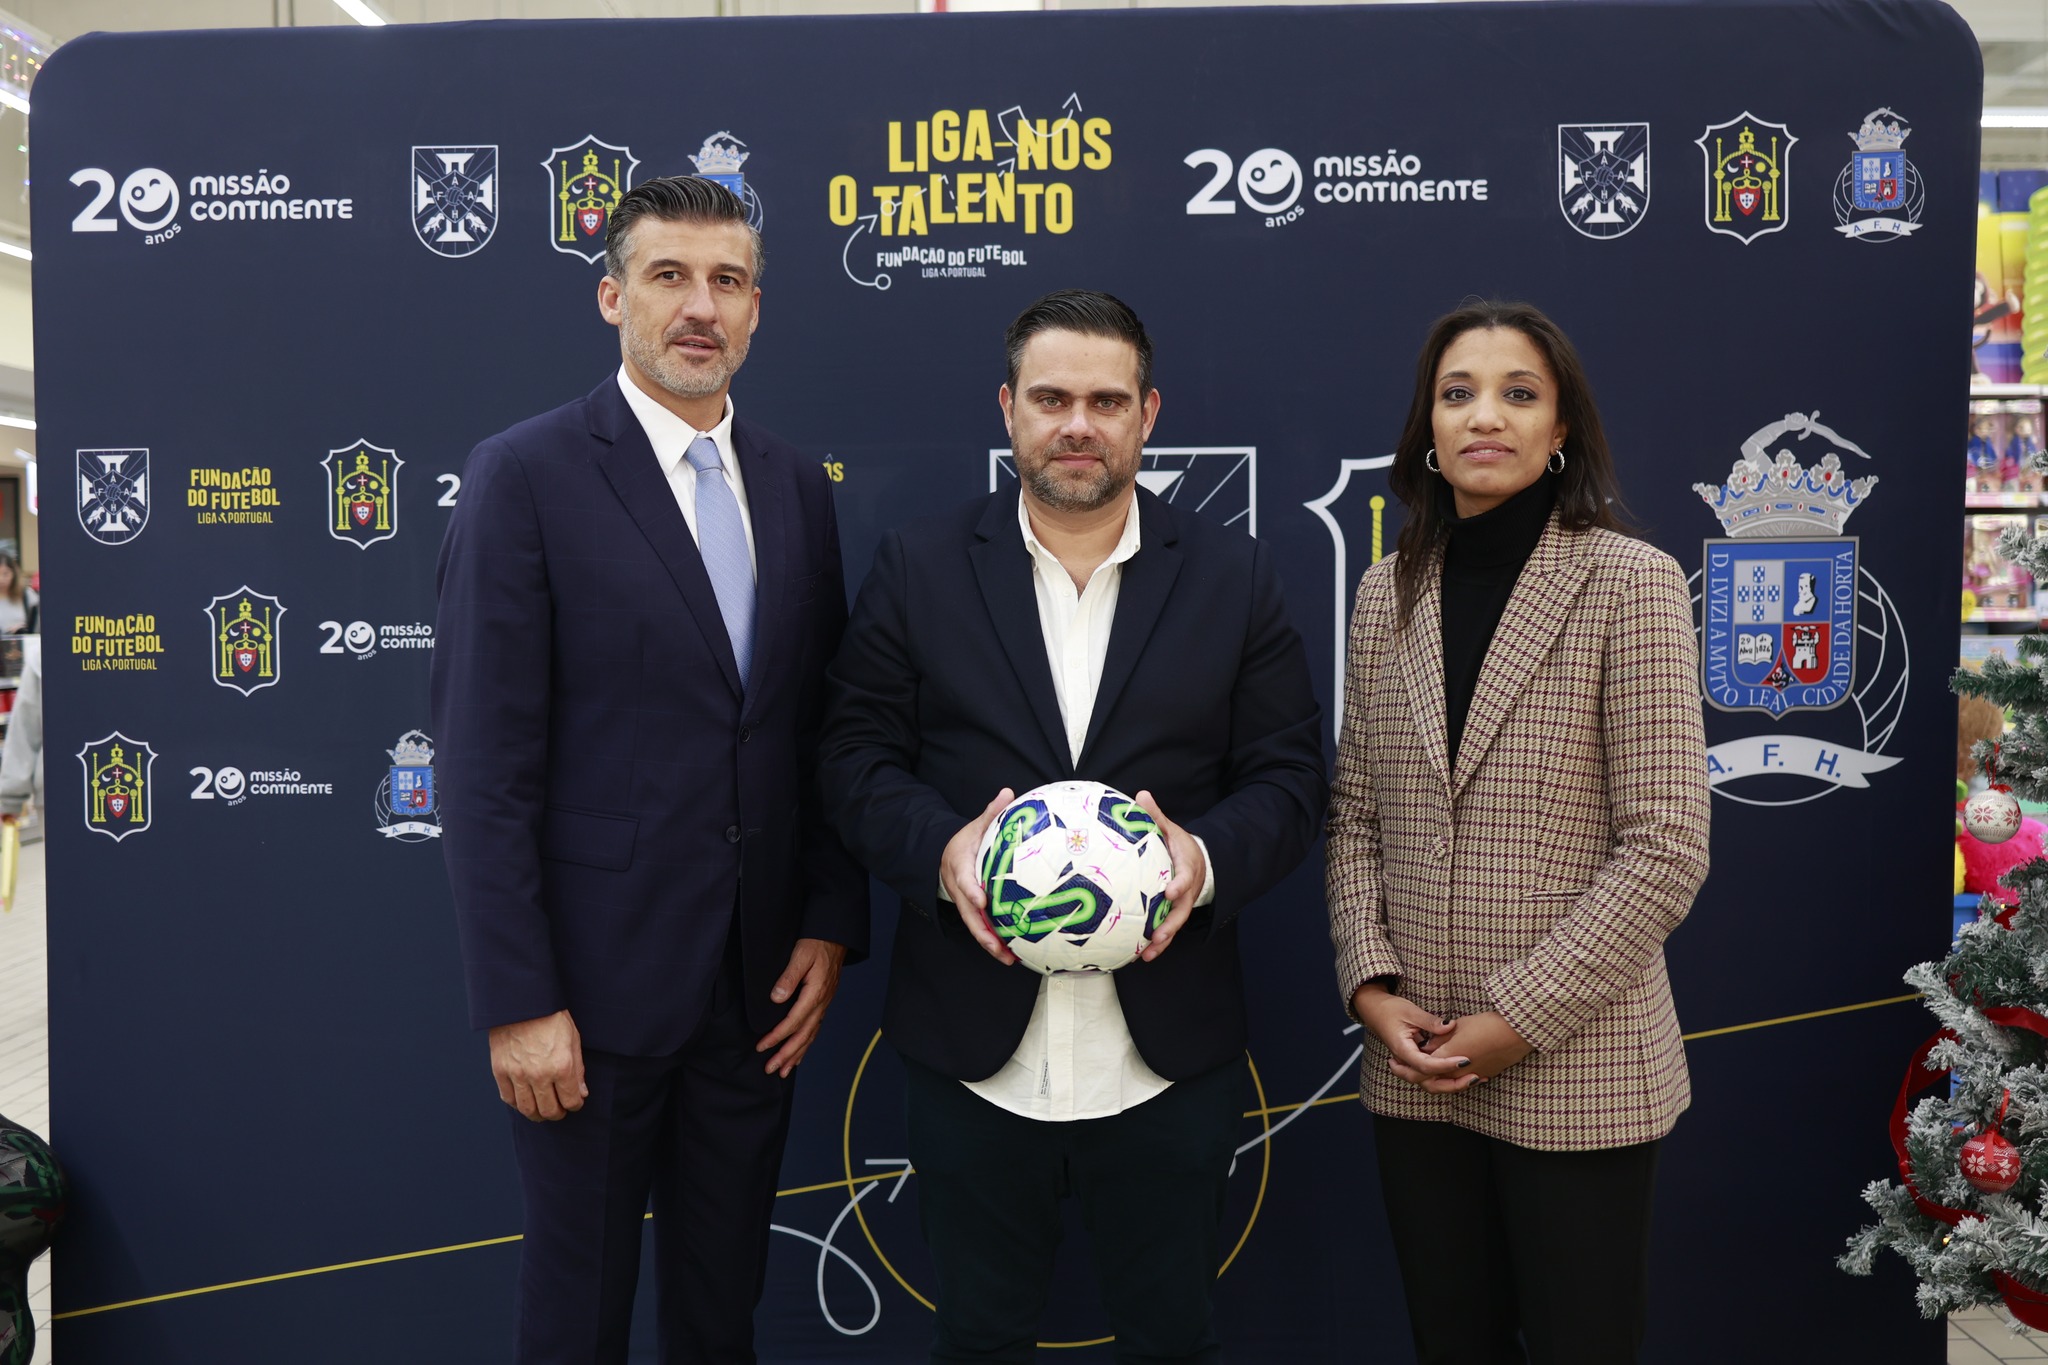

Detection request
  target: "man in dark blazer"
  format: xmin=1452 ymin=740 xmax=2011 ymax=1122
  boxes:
xmin=819 ymin=291 xmax=1326 ymax=1363
xmin=431 ymin=176 xmax=866 ymax=1364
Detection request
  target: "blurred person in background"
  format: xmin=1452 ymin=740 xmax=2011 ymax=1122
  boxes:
xmin=1 ymin=633 xmax=42 ymax=831
xmin=0 ymin=551 xmax=38 ymax=634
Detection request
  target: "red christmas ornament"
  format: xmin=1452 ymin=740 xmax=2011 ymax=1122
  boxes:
xmin=1962 ymin=1090 xmax=2025 ymax=1195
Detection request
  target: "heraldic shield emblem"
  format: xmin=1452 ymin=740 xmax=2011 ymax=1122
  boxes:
xmin=1558 ymin=123 xmax=1649 ymax=239
xmin=321 ymin=440 xmax=403 ymax=549
xmin=1695 ymin=412 xmax=1876 ymax=717
xmin=1697 ymin=112 xmax=1797 ymax=244
xmin=206 ymin=586 xmax=285 ymax=696
xmin=77 ymin=732 xmax=157 ymax=841
xmin=547 ymin=136 xmax=640 ymax=263
xmin=377 ymin=730 xmax=441 ymax=841
xmin=77 ymin=448 xmax=149 ymax=546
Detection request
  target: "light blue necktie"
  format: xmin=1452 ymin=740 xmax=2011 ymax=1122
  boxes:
xmin=685 ymin=435 xmax=754 ymax=686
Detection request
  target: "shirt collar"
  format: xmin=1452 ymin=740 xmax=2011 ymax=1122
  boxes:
xmin=615 ymin=365 xmax=738 ymax=478
xmin=1016 ymin=487 xmax=1142 ymax=568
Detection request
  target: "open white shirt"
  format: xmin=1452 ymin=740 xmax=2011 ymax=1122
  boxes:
xmin=961 ymin=492 xmax=1216 ymax=1122
xmin=615 ymin=366 xmax=757 ymax=575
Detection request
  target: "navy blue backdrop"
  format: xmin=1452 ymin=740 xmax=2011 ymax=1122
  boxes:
xmin=31 ymin=3 xmax=1977 ymax=1359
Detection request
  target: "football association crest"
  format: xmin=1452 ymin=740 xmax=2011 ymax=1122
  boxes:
xmin=376 ymin=730 xmax=440 ymax=841
xmin=412 ymin=145 xmax=498 ymax=257
xmin=1834 ymin=108 xmax=1923 ymax=240
xmin=1559 ymin=124 xmax=1649 ymax=239
xmin=1697 ymin=113 xmax=1796 ymax=244
xmin=689 ymin=131 xmax=766 ymax=229
xmin=1692 ymin=412 xmax=1906 ymax=805
xmin=990 ymin=447 xmax=1257 ymax=535
xmin=77 ymin=448 xmax=149 ymax=546
xmin=206 ymin=587 xmax=284 ymax=695
xmin=548 ymin=136 xmax=639 ymax=263
xmin=77 ymin=732 xmax=157 ymax=841
xmin=321 ymin=440 xmax=403 ymax=549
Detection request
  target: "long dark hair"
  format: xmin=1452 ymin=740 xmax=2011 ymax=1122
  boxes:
xmin=1388 ymin=299 xmax=1635 ymax=623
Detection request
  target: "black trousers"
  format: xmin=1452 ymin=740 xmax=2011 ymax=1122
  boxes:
xmin=1373 ymin=1116 xmax=1661 ymax=1365
xmin=507 ymin=945 xmax=794 ymax=1365
xmin=903 ymin=1052 xmax=1246 ymax=1365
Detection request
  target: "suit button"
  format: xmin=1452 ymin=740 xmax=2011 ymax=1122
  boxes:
xmin=1433 ymin=837 xmax=1450 ymax=860
xmin=739 ymin=727 xmax=752 ymax=743
xmin=726 ymin=825 xmax=742 ymax=844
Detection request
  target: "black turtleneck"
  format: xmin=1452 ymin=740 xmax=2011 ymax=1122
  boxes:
xmin=1438 ymin=475 xmax=1556 ymax=767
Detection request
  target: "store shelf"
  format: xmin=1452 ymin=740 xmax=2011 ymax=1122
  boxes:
xmin=1968 ymin=606 xmax=2040 ymax=623
xmin=1967 ymin=490 xmax=2045 ymax=507
xmin=1972 ymin=382 xmax=2048 ymax=397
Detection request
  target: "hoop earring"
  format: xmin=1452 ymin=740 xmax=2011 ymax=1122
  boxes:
xmin=1548 ymin=447 xmax=1566 ymax=474
xmin=1425 ymin=448 xmax=1440 ymax=473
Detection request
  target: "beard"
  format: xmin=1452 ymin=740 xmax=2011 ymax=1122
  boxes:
xmin=620 ymin=302 xmax=750 ymax=400
xmin=1018 ymin=436 xmax=1138 ymax=513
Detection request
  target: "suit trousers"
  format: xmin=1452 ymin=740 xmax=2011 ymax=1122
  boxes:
xmin=1373 ymin=1115 xmax=1661 ymax=1365
xmin=902 ymin=1051 xmax=1245 ymax=1365
xmin=508 ymin=938 xmax=794 ymax=1365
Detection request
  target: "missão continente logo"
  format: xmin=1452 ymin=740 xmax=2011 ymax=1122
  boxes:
xmin=1182 ymin=144 xmax=1491 ymax=229
xmin=67 ymin=165 xmax=355 ymax=247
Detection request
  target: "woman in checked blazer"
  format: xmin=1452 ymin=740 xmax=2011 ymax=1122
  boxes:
xmin=1326 ymin=300 xmax=1709 ymax=1365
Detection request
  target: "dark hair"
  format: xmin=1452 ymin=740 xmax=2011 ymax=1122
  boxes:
xmin=1388 ymin=299 xmax=1634 ymax=622
xmin=1004 ymin=289 xmax=1154 ymax=396
xmin=604 ymin=174 xmax=764 ymax=282
xmin=0 ymin=550 xmax=23 ymax=605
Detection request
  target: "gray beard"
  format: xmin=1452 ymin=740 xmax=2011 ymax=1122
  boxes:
xmin=621 ymin=308 xmax=748 ymax=400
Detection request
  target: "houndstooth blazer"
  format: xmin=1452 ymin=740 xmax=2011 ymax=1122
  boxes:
xmin=1326 ymin=514 xmax=1710 ymax=1151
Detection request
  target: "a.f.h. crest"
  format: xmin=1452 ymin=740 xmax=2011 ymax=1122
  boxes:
xmin=1697 ymin=113 xmax=1796 ymax=244
xmin=1696 ymin=413 xmax=1875 ymax=716
xmin=377 ymin=729 xmax=441 ymax=841
xmin=689 ymin=131 xmax=765 ymax=229
xmin=412 ymin=145 xmax=498 ymax=257
xmin=1558 ymin=124 xmax=1649 ymax=239
xmin=77 ymin=448 xmax=149 ymax=546
xmin=321 ymin=440 xmax=403 ymax=549
xmin=77 ymin=732 xmax=157 ymax=841
xmin=548 ymin=136 xmax=639 ymax=263
xmin=206 ymin=586 xmax=285 ymax=696
xmin=1833 ymin=107 xmax=1924 ymax=241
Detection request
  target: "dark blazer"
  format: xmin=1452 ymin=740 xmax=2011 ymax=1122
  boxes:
xmin=818 ymin=486 xmax=1327 ymax=1083
xmin=431 ymin=376 xmax=867 ymax=1058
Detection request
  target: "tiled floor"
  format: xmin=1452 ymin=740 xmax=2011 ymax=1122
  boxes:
xmin=1 ymin=827 xmax=50 ymax=1365
xmin=1956 ymin=1306 xmax=2048 ymax=1362
xmin=0 ymin=833 xmax=2041 ymax=1365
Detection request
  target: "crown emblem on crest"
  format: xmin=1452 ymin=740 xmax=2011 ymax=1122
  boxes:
xmin=387 ymin=730 xmax=435 ymax=766
xmin=690 ymin=133 xmax=749 ymax=177
xmin=1693 ymin=445 xmax=1877 ymax=538
xmin=1851 ymin=108 xmax=1910 ymax=153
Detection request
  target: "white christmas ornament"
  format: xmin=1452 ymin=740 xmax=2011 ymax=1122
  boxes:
xmin=1966 ymin=788 xmax=2024 ymax=844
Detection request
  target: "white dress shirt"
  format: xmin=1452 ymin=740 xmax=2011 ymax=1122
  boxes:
xmin=615 ymin=366 xmax=757 ymax=575
xmin=962 ymin=492 xmax=1215 ymax=1122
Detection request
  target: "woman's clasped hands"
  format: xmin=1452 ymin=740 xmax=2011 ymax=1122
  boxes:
xmin=1351 ymin=982 xmax=1533 ymax=1093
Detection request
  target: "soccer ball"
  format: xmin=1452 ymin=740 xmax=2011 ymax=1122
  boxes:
xmin=975 ymin=781 xmax=1175 ymax=975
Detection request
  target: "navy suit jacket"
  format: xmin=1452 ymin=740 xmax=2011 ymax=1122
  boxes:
xmin=818 ymin=487 xmax=1327 ymax=1082
xmin=431 ymin=376 xmax=867 ymax=1058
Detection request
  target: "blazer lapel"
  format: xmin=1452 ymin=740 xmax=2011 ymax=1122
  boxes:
xmin=1396 ymin=565 xmax=1453 ymax=795
xmin=733 ymin=421 xmax=786 ymax=721
xmin=586 ymin=380 xmax=743 ymax=700
xmin=970 ymin=490 xmax=1074 ymax=776
xmin=1448 ymin=514 xmax=1593 ymax=801
xmin=1078 ymin=492 xmax=1181 ymax=768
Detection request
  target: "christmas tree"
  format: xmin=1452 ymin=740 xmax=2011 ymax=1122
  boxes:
xmin=1841 ymin=522 xmax=2048 ymax=1328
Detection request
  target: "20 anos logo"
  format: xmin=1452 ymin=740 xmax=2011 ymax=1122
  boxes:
xmin=1184 ymin=148 xmax=1305 ymax=224
xmin=70 ymin=168 xmax=180 ymax=237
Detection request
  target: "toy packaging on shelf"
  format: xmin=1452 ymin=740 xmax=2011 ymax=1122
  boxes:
xmin=1969 ymin=514 xmax=2037 ymax=620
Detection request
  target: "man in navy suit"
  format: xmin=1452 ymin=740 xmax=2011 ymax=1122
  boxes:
xmin=819 ymin=291 xmax=1326 ymax=1362
xmin=432 ymin=175 xmax=866 ymax=1364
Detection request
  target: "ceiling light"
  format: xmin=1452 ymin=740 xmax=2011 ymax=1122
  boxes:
xmin=0 ymin=242 xmax=29 ymax=263
xmin=0 ymin=416 xmax=35 ymax=431
xmin=333 ymin=0 xmax=387 ymax=25
xmin=0 ymin=91 xmax=25 ymax=116
xmin=1985 ymin=108 xmax=2048 ymax=129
